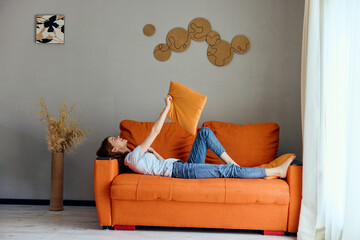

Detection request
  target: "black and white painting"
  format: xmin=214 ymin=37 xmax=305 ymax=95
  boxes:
xmin=36 ymin=15 xmax=64 ymax=43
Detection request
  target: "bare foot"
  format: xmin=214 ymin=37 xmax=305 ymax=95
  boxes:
xmin=279 ymin=155 xmax=296 ymax=178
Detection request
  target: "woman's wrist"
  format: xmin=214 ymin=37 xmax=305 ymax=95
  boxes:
xmin=164 ymin=105 xmax=171 ymax=113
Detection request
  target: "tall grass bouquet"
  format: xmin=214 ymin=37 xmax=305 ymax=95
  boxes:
xmin=34 ymin=97 xmax=89 ymax=153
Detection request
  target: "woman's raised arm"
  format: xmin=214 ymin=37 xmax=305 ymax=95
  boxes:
xmin=139 ymin=95 xmax=172 ymax=154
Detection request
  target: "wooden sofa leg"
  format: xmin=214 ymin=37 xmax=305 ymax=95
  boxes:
xmin=114 ymin=225 xmax=135 ymax=230
xmin=263 ymin=230 xmax=285 ymax=236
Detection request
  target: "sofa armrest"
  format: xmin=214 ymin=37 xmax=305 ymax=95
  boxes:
xmin=286 ymin=164 xmax=303 ymax=233
xmin=94 ymin=158 xmax=119 ymax=226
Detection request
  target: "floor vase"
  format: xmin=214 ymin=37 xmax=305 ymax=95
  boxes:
xmin=50 ymin=151 xmax=64 ymax=211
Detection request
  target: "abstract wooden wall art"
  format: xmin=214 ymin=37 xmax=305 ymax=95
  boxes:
xmin=166 ymin=28 xmax=191 ymax=52
xmin=143 ymin=24 xmax=156 ymax=36
xmin=154 ymin=43 xmax=172 ymax=62
xmin=207 ymin=40 xmax=234 ymax=66
xmin=36 ymin=15 xmax=64 ymax=43
xmin=153 ymin=17 xmax=250 ymax=66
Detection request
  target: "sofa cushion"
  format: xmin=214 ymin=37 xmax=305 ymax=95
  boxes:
xmin=202 ymin=121 xmax=279 ymax=167
xmin=254 ymin=153 xmax=296 ymax=179
xmin=167 ymin=81 xmax=207 ymax=135
xmin=111 ymin=173 xmax=289 ymax=205
xmin=255 ymin=153 xmax=295 ymax=169
xmin=120 ymin=120 xmax=196 ymax=162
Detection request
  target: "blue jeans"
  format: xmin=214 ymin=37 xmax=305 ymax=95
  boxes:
xmin=171 ymin=127 xmax=267 ymax=179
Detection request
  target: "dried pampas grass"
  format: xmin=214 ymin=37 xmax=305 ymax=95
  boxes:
xmin=34 ymin=97 xmax=89 ymax=153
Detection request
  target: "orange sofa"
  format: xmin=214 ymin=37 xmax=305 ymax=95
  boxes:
xmin=94 ymin=120 xmax=302 ymax=234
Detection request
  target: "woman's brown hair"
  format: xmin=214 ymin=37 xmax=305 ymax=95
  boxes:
xmin=96 ymin=136 xmax=130 ymax=158
xmin=96 ymin=136 xmax=132 ymax=173
xmin=96 ymin=136 xmax=114 ymax=157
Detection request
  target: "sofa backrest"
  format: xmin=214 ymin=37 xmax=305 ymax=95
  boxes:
xmin=120 ymin=120 xmax=279 ymax=167
xmin=202 ymin=121 xmax=279 ymax=167
xmin=120 ymin=120 xmax=196 ymax=162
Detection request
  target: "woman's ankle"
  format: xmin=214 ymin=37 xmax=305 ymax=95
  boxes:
xmin=265 ymin=155 xmax=296 ymax=178
xmin=265 ymin=168 xmax=281 ymax=177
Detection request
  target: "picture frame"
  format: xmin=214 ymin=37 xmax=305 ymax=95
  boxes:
xmin=36 ymin=14 xmax=65 ymax=44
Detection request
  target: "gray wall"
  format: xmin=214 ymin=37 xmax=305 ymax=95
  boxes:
xmin=0 ymin=0 xmax=304 ymax=200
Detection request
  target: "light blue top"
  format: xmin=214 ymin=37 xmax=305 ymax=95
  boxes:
xmin=124 ymin=146 xmax=179 ymax=177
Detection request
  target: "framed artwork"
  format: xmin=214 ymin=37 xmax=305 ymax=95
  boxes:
xmin=36 ymin=15 xmax=65 ymax=44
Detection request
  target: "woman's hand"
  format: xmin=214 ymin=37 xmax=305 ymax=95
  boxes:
xmin=164 ymin=95 xmax=173 ymax=108
xmin=147 ymin=147 xmax=164 ymax=160
xmin=147 ymin=147 xmax=155 ymax=154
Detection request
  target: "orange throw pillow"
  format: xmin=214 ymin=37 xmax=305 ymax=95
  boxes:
xmin=167 ymin=81 xmax=207 ymax=135
xmin=254 ymin=153 xmax=296 ymax=179
xmin=202 ymin=121 xmax=279 ymax=167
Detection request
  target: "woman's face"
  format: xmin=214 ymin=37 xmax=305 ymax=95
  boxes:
xmin=108 ymin=136 xmax=128 ymax=153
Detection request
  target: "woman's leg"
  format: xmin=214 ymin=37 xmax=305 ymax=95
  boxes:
xmin=219 ymin=152 xmax=239 ymax=165
xmin=172 ymin=155 xmax=296 ymax=179
xmin=173 ymin=162 xmax=267 ymax=179
xmin=187 ymin=127 xmax=226 ymax=164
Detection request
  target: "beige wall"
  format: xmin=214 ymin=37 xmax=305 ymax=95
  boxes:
xmin=0 ymin=0 xmax=304 ymax=200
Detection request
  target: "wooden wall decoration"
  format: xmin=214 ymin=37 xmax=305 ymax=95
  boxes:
xmin=153 ymin=17 xmax=250 ymax=66
xmin=153 ymin=43 xmax=172 ymax=62
xmin=207 ymin=40 xmax=234 ymax=67
xmin=166 ymin=28 xmax=191 ymax=52
xmin=143 ymin=24 xmax=156 ymax=36
xmin=189 ymin=18 xmax=211 ymax=42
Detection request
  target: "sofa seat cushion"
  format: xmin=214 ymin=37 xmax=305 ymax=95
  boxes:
xmin=111 ymin=173 xmax=289 ymax=205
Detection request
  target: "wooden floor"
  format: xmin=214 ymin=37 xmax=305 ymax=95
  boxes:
xmin=0 ymin=205 xmax=297 ymax=240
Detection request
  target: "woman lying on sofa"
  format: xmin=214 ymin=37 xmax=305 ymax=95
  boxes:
xmin=96 ymin=95 xmax=295 ymax=179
